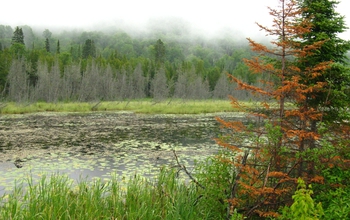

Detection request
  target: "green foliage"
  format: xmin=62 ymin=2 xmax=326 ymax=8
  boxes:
xmin=312 ymin=144 xmax=350 ymax=219
xmin=0 ymin=166 xmax=233 ymax=220
xmin=56 ymin=40 xmax=60 ymax=54
xmin=214 ymin=0 xmax=350 ymax=218
xmin=11 ymin=27 xmax=24 ymax=45
xmin=153 ymin=39 xmax=166 ymax=65
xmin=10 ymin=43 xmax=26 ymax=58
xmin=58 ymin=51 xmax=72 ymax=73
xmin=278 ymin=178 xmax=324 ymax=220
xmin=230 ymin=209 xmax=245 ymax=220
xmin=0 ymin=22 xmax=264 ymax=101
xmin=264 ymin=121 xmax=283 ymax=147
xmin=26 ymin=49 xmax=40 ymax=87
xmin=194 ymin=150 xmax=237 ymax=219
xmin=44 ymin=38 xmax=50 ymax=52
xmin=0 ymin=48 xmax=12 ymax=91
xmin=298 ymin=0 xmax=350 ymax=123
xmin=320 ymin=187 xmax=350 ymax=219
xmin=82 ymin=39 xmax=96 ymax=59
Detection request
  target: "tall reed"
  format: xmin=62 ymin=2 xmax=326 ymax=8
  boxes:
xmin=0 ymin=167 xmax=223 ymax=219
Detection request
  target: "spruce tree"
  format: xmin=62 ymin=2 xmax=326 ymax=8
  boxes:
xmin=45 ymin=38 xmax=50 ymax=52
xmin=297 ymin=1 xmax=350 ymax=213
xmin=216 ymin=0 xmax=335 ymax=217
xmin=11 ymin=26 xmax=24 ymax=45
xmin=56 ymin=40 xmax=60 ymax=54
xmin=298 ymin=0 xmax=350 ymax=122
xmin=153 ymin=39 xmax=165 ymax=65
xmin=82 ymin=39 xmax=96 ymax=59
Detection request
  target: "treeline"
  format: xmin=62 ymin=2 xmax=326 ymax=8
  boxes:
xmin=0 ymin=23 xmax=260 ymax=102
xmin=7 ymin=59 xmax=252 ymax=102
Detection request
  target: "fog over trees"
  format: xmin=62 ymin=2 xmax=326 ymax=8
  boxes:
xmin=0 ymin=19 xmax=300 ymax=103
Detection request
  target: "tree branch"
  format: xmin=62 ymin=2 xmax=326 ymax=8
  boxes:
xmin=172 ymin=149 xmax=205 ymax=189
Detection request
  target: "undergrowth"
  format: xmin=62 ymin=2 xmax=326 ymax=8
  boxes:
xmin=0 ymin=151 xmax=241 ymax=220
xmin=1 ymin=150 xmax=347 ymax=219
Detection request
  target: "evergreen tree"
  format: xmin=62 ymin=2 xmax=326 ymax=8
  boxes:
xmin=297 ymin=1 xmax=350 ymax=213
xmin=56 ymin=40 xmax=60 ymax=54
xmin=11 ymin=26 xmax=24 ymax=45
xmin=82 ymin=39 xmax=96 ymax=59
xmin=45 ymin=38 xmax=50 ymax=52
xmin=27 ymin=49 xmax=39 ymax=87
xmin=298 ymin=0 xmax=350 ymax=123
xmin=216 ymin=0 xmax=336 ymax=217
xmin=153 ymin=39 xmax=165 ymax=65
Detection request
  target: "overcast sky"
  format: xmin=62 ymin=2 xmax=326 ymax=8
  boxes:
xmin=1 ymin=0 xmax=349 ymax=39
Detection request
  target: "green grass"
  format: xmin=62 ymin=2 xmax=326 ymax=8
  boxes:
xmin=0 ymin=99 xmax=241 ymax=114
xmin=0 ymin=150 xmax=241 ymax=219
xmin=0 ymin=168 xmax=226 ymax=220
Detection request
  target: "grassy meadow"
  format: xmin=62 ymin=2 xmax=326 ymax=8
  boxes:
xmin=0 ymin=99 xmax=241 ymax=114
xmin=0 ymin=99 xmax=288 ymax=115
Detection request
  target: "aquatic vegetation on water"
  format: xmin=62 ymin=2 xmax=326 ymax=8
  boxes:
xmin=0 ymin=112 xmax=243 ymax=195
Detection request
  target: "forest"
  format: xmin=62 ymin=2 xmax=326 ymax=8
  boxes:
xmin=0 ymin=20 xmax=260 ymax=103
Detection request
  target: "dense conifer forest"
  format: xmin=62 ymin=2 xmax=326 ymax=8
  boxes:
xmin=0 ymin=21 xmax=262 ymax=102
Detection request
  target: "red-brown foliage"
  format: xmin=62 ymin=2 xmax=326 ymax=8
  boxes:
xmin=216 ymin=0 xmax=336 ymax=218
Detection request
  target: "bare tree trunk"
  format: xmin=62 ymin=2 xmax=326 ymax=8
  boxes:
xmin=7 ymin=59 xmax=30 ymax=103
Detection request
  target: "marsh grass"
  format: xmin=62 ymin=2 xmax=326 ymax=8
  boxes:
xmin=0 ymin=168 xmax=220 ymax=220
xmin=0 ymin=99 xmax=241 ymax=114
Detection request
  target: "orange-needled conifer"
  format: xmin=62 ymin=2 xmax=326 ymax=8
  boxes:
xmin=215 ymin=0 xmax=335 ymax=218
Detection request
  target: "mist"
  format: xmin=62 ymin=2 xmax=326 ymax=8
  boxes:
xmin=0 ymin=0 xmax=288 ymax=39
xmin=1 ymin=0 xmax=349 ymax=52
xmin=2 ymin=0 xmax=349 ymax=42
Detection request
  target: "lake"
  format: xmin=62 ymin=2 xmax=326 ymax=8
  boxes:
xmin=0 ymin=111 xmax=245 ymax=195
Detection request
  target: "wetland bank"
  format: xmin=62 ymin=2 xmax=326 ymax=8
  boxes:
xmin=0 ymin=111 xmax=244 ymax=193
